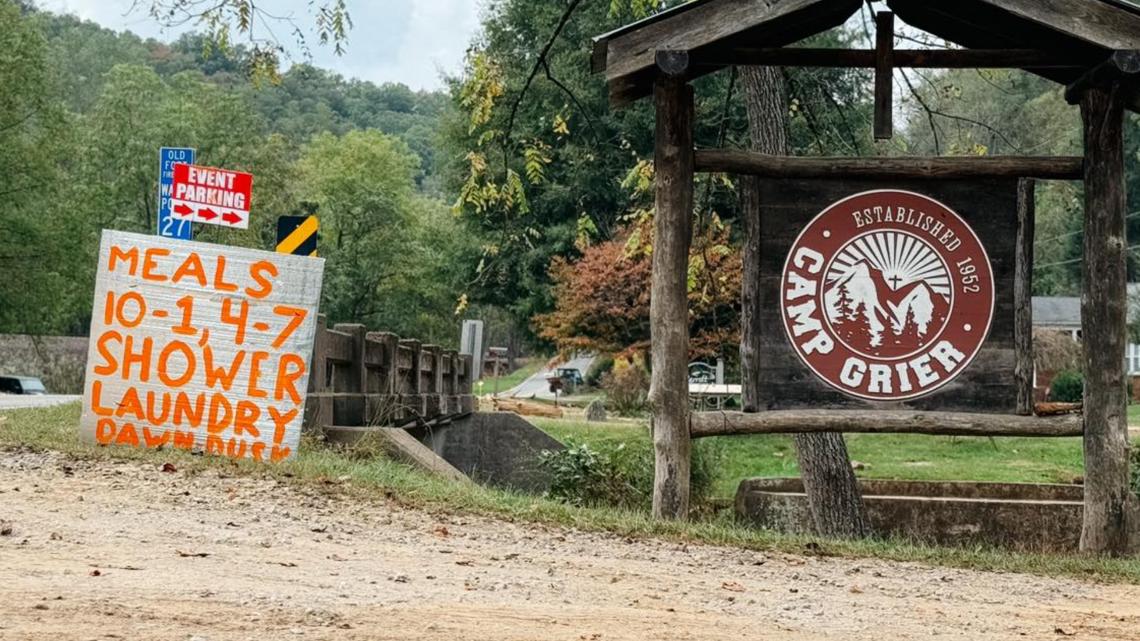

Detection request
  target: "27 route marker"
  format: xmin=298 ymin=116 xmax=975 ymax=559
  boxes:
xmin=170 ymin=163 xmax=253 ymax=230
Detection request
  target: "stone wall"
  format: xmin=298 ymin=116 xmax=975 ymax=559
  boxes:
xmin=0 ymin=334 xmax=88 ymax=394
xmin=736 ymin=477 xmax=1089 ymax=552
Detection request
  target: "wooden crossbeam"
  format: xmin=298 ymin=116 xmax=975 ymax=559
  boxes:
xmin=1065 ymin=50 xmax=1140 ymax=104
xmin=690 ymin=410 xmax=1083 ymax=439
xmin=693 ymin=151 xmax=1084 ymax=179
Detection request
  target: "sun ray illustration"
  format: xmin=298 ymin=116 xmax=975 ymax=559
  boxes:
xmin=827 ymin=231 xmax=952 ymax=300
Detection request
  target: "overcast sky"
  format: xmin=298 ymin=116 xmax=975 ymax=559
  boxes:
xmin=36 ymin=0 xmax=484 ymax=91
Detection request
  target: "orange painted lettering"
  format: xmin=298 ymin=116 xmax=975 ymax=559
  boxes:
xmin=225 ymin=438 xmax=248 ymax=459
xmin=171 ymin=252 xmax=207 ymax=287
xmin=270 ymin=446 xmax=292 ymax=462
xmin=203 ymin=346 xmax=245 ymax=391
xmin=245 ymin=260 xmax=278 ymax=299
xmin=115 ymin=386 xmax=144 ymax=421
xmin=274 ymin=353 xmax=306 ymax=404
xmin=247 ymin=351 xmax=269 ymax=398
xmin=108 ymin=245 xmax=139 ymax=274
xmin=212 ymin=255 xmax=239 ymax=292
xmin=93 ymin=331 xmax=123 ymax=376
xmin=157 ymin=340 xmax=196 ymax=387
xmin=114 ymin=422 xmax=140 ymax=447
xmin=206 ymin=393 xmax=232 ymax=434
xmin=173 ymin=391 xmax=204 ymax=428
xmin=206 ymin=435 xmax=225 ymax=455
xmin=96 ymin=418 xmax=116 ymax=444
xmin=143 ymin=426 xmax=171 ymax=448
xmin=145 ymin=390 xmax=171 ymax=424
xmin=90 ymin=380 xmax=114 ymax=417
xmin=141 ymin=248 xmax=171 ymax=282
xmin=121 ymin=335 xmax=153 ymax=381
xmin=173 ymin=431 xmax=195 ymax=450
xmin=267 ymin=406 xmax=297 ymax=446
xmin=233 ymin=401 xmax=260 ymax=438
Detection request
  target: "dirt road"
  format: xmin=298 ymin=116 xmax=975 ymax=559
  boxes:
xmin=1 ymin=449 xmax=1138 ymax=641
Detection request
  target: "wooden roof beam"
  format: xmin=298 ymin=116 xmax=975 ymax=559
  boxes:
xmin=693 ymin=48 xmax=1099 ymax=69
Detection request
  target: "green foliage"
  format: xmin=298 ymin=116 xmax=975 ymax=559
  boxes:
xmin=1050 ymin=370 xmax=1085 ymax=404
xmin=539 ymin=437 xmax=721 ymax=510
xmin=585 ymin=355 xmax=614 ymax=388
xmin=140 ymin=0 xmax=352 ymax=82
xmin=0 ymin=5 xmax=470 ymax=344
xmin=600 ymin=363 xmax=650 ymax=417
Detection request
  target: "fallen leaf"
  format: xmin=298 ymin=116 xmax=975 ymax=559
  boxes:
xmin=721 ymin=581 xmax=746 ymax=592
xmin=270 ymin=561 xmax=298 ymax=568
xmin=328 ymin=554 xmax=347 ymax=562
xmin=1054 ymin=628 xmax=1076 ymax=637
xmin=176 ymin=550 xmax=209 ymax=558
xmin=49 ymin=532 xmax=62 ymax=541
xmin=32 ymin=603 xmax=49 ymax=610
xmin=89 ymin=569 xmax=102 ymax=577
xmin=433 ymin=525 xmax=450 ymax=537
xmin=0 ymin=522 xmax=12 ymax=536
xmin=161 ymin=463 xmax=177 ymax=473
xmin=455 ymin=560 xmax=474 ymax=566
xmin=311 ymin=525 xmax=328 ymax=533
xmin=849 ymin=585 xmax=864 ymax=594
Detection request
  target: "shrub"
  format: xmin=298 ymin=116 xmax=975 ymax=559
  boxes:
xmin=539 ymin=436 xmax=723 ymax=511
xmin=585 ymin=355 xmax=615 ymax=388
xmin=601 ymin=362 xmax=649 ymax=416
xmin=1050 ymin=370 xmax=1084 ymax=403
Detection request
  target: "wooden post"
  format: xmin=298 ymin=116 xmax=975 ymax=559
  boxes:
xmin=401 ymin=338 xmax=424 ymax=418
xmin=873 ymin=11 xmax=894 ymax=140
xmin=332 ymin=323 xmax=367 ymax=427
xmin=1015 ymin=179 xmax=1035 ymax=415
xmin=305 ymin=314 xmax=332 ymax=431
xmin=650 ymin=54 xmax=694 ymax=520
xmin=1079 ymin=85 xmax=1135 ymax=554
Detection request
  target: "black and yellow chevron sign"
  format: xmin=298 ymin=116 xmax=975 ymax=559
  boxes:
xmin=276 ymin=215 xmax=319 ymax=257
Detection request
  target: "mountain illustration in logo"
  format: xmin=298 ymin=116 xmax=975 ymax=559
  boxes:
xmin=823 ymin=258 xmax=950 ymax=358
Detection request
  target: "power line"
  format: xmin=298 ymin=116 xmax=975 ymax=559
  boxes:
xmin=1039 ymin=209 xmax=1140 ymax=244
xmin=1035 ymin=243 xmax=1140 ymax=270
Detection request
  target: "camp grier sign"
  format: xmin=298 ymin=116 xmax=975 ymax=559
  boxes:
xmin=781 ymin=190 xmax=995 ymax=401
xmin=753 ymin=180 xmax=1016 ymax=413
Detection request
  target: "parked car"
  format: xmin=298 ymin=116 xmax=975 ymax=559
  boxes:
xmin=0 ymin=375 xmax=47 ymax=395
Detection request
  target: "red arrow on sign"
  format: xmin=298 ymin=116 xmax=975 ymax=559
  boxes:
xmin=198 ymin=207 xmax=218 ymax=221
xmin=222 ymin=211 xmax=243 ymax=225
xmin=173 ymin=203 xmax=193 ymax=216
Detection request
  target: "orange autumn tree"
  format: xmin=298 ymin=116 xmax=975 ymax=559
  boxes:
xmin=535 ymin=214 xmax=742 ymax=359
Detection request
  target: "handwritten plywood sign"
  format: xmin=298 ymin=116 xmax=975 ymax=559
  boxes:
xmin=80 ymin=230 xmax=325 ymax=462
xmin=751 ymin=179 xmax=1017 ymax=414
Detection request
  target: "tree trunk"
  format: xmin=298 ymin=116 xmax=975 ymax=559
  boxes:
xmin=739 ymin=65 xmax=870 ymax=538
xmin=1078 ymin=85 xmax=1136 ymax=554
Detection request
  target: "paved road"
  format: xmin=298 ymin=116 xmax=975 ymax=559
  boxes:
xmin=0 ymin=394 xmax=80 ymax=410
xmin=503 ymin=354 xmax=595 ymax=399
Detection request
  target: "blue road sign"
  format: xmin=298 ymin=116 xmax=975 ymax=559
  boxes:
xmin=158 ymin=147 xmax=196 ymax=239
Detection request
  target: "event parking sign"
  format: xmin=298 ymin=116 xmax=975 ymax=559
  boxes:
xmin=80 ymin=230 xmax=324 ymax=462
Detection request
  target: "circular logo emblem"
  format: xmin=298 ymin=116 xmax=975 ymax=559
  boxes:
xmin=780 ymin=190 xmax=994 ymax=401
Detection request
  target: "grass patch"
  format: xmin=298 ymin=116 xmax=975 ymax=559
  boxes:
xmin=1128 ymin=403 xmax=1140 ymax=427
xmin=533 ymin=418 xmax=1090 ymax=499
xmin=2 ymin=403 xmax=1139 ymax=584
xmin=476 ymin=359 xmax=542 ymax=394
